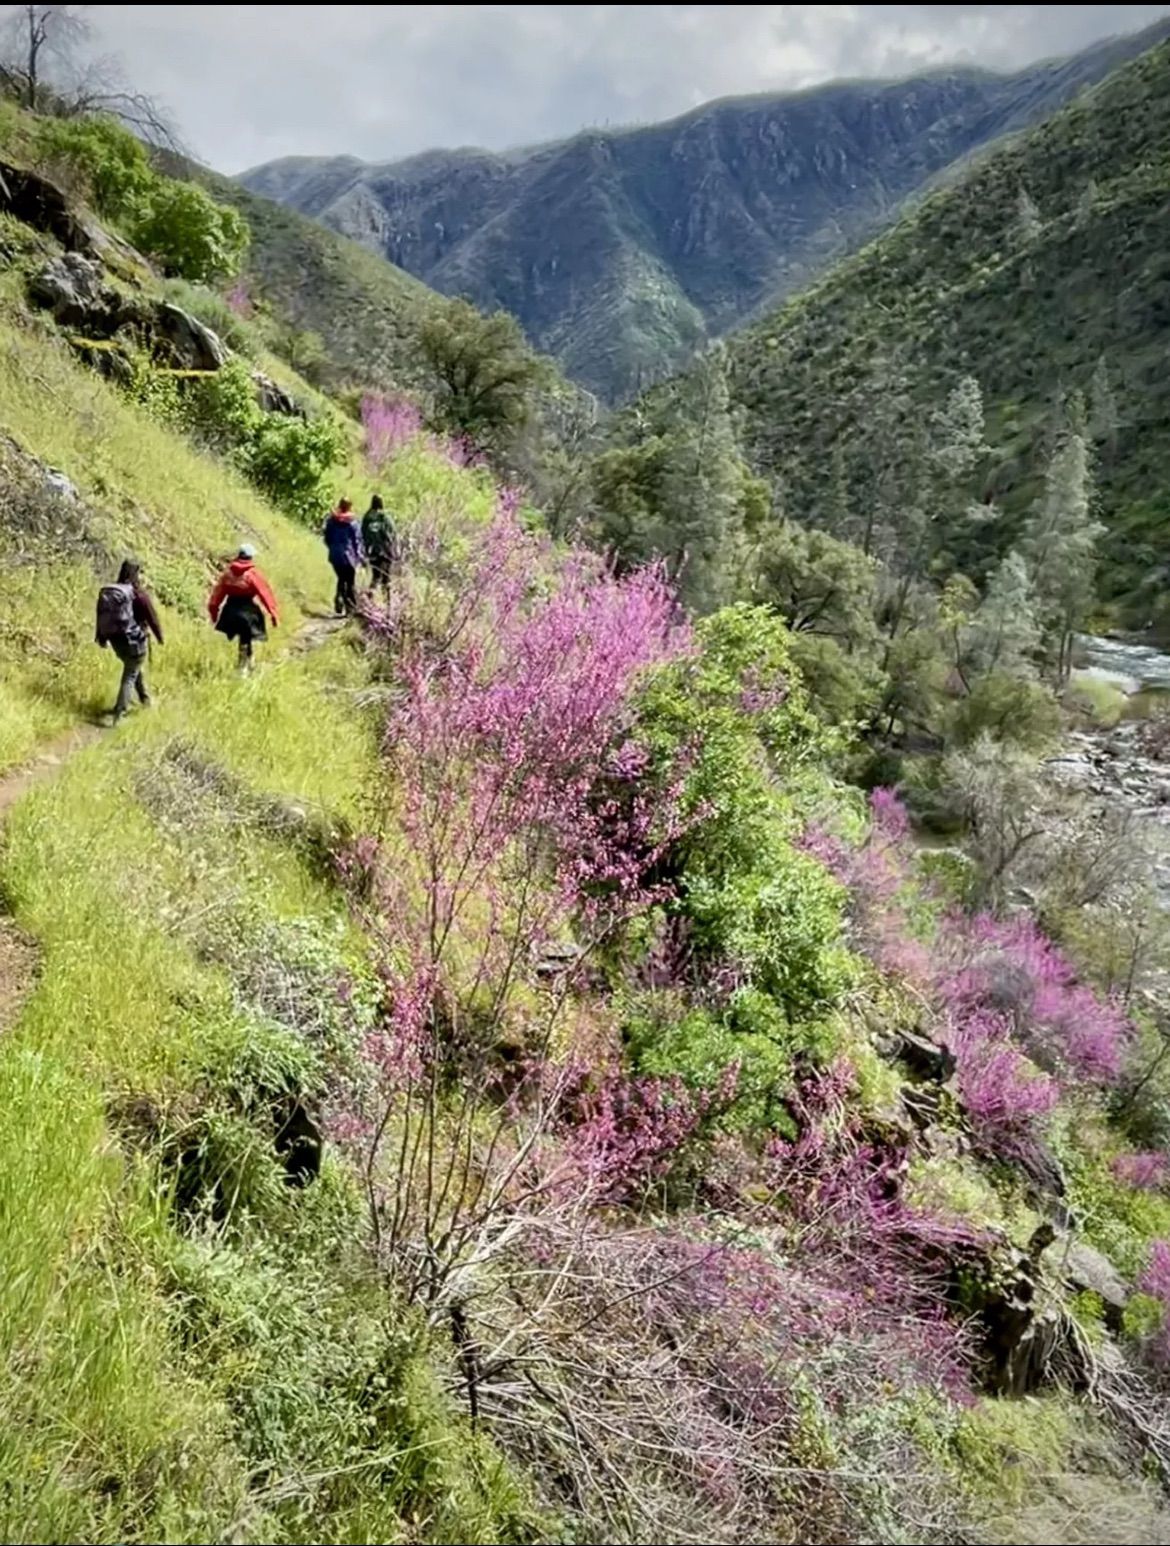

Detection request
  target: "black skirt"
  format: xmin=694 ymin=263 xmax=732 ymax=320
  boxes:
xmin=216 ymin=596 xmax=267 ymax=642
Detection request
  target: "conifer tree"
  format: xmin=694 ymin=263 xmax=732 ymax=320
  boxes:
xmin=967 ymin=550 xmax=1041 ymax=678
xmin=654 ymin=342 xmax=748 ymax=612
xmin=1089 ymin=354 xmax=1119 ymax=463
xmin=1022 ymin=433 xmax=1101 ymax=684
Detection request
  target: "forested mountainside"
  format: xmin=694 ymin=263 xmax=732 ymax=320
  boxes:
xmin=239 ymin=17 xmax=1170 ymax=401
xmin=6 ymin=34 xmax=1170 ymax=1546
xmin=725 ymin=35 xmax=1170 ymax=632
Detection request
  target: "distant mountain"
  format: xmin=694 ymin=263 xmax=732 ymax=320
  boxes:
xmin=240 ymin=18 xmax=1170 ymax=401
xmin=726 ymin=36 xmax=1170 ymax=629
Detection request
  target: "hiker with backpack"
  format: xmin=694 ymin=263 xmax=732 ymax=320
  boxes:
xmin=95 ymin=558 xmax=163 ymax=724
xmin=361 ymin=494 xmax=399 ymax=600
xmin=207 ymin=544 xmax=280 ymax=675
xmin=322 ymin=497 xmax=365 ymax=616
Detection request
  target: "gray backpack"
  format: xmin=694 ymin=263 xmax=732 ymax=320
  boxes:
xmin=96 ymin=582 xmax=136 ymax=644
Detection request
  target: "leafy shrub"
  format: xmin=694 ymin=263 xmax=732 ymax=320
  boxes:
xmin=949 ymin=671 xmax=1062 ymax=752
xmin=1066 ymin=673 xmax=1127 ymax=729
xmin=35 ymin=113 xmax=152 ymax=223
xmin=242 ymin=413 xmax=344 ymax=524
xmin=130 ymin=180 xmax=249 ymax=283
xmin=182 ymin=356 xmax=261 ymax=451
xmin=624 ymin=992 xmax=810 ymax=1132
xmin=637 ymin=605 xmax=856 ymax=1019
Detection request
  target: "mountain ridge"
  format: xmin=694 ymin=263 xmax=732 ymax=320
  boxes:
xmin=240 ymin=16 xmax=1170 ymax=400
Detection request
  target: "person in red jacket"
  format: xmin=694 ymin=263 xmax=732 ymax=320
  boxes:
xmin=207 ymin=544 xmax=279 ymax=675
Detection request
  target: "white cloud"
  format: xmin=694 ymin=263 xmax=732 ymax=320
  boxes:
xmin=55 ymin=3 xmax=1170 ymax=170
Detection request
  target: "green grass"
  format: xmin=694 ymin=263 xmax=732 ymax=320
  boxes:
xmin=0 ymin=247 xmax=539 ymax=1539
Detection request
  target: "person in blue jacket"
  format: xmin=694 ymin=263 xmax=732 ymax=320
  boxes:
xmin=322 ymin=497 xmax=366 ymax=615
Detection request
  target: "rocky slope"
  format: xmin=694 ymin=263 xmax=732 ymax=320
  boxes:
xmin=240 ymin=18 xmax=1170 ymax=401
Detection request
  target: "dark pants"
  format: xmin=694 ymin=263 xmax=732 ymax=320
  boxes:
xmin=332 ymin=560 xmax=357 ymax=615
xmin=369 ymin=555 xmax=393 ymax=598
xmin=111 ymin=640 xmax=149 ymax=720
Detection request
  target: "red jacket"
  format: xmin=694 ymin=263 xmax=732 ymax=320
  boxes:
xmin=208 ymin=558 xmax=280 ymax=626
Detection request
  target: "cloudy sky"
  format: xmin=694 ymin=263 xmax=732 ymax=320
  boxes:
xmin=56 ymin=4 xmax=1170 ymax=171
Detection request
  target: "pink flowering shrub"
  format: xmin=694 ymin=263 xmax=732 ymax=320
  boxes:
xmin=224 ymin=278 xmax=252 ymax=318
xmin=938 ymin=913 xmax=1131 ymax=1084
xmin=799 ymin=789 xmax=1133 ymax=1152
xmin=361 ymin=390 xmax=488 ymax=471
xmin=361 ymin=392 xmax=424 ymax=467
xmin=1139 ymin=1239 xmax=1170 ymax=1368
xmin=1113 ymin=1151 xmax=1170 ymax=1191
xmin=341 ymin=494 xmax=705 ymax=1297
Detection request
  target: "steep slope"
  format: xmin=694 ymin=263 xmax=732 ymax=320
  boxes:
xmin=728 ymin=36 xmax=1170 ymax=628
xmin=240 ymin=18 xmax=1170 ymax=401
xmin=7 ymin=96 xmax=1170 ymax=1546
xmin=202 ymin=170 xmax=442 ymax=388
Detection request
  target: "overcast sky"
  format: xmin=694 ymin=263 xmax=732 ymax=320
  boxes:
xmin=60 ymin=4 xmax=1170 ymax=171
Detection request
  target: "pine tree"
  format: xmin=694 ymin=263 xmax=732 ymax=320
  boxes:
xmin=967 ymin=550 xmax=1041 ymax=678
xmin=1021 ymin=433 xmax=1102 ymax=684
xmin=928 ymin=375 xmax=987 ymax=487
xmin=1014 ymin=187 xmax=1042 ymax=289
xmin=1089 ymin=354 xmax=1119 ymax=462
xmin=654 ymin=342 xmax=747 ymax=613
xmin=1074 ymin=178 xmax=1099 ymax=232
xmin=1015 ymin=187 xmax=1043 ymax=248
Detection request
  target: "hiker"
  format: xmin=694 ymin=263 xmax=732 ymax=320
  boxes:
xmin=361 ymin=494 xmax=399 ymax=600
xmin=322 ymin=497 xmax=365 ymax=616
xmin=95 ymin=558 xmax=163 ymax=724
xmin=207 ymin=544 xmax=279 ymax=675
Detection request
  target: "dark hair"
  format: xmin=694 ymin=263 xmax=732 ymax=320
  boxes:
xmin=369 ymin=494 xmax=384 ymax=511
xmin=338 ymin=497 xmax=353 ymax=513
xmin=117 ymin=558 xmax=141 ymax=585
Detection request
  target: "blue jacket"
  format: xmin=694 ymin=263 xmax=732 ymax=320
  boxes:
xmin=323 ymin=510 xmax=365 ymax=568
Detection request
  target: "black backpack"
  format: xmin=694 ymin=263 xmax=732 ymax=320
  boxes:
xmin=364 ymin=507 xmax=399 ymax=561
xmin=96 ymin=582 xmax=136 ymax=644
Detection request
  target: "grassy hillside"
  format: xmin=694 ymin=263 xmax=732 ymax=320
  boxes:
xmin=5 ymin=87 xmax=1170 ymax=1546
xmin=729 ymin=38 xmax=1170 ymax=628
xmin=203 ymin=171 xmax=441 ymax=389
xmin=240 ymin=18 xmax=1170 ymax=402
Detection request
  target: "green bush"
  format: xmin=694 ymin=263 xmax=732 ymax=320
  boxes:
xmin=35 ymin=113 xmax=152 ymax=223
xmin=242 ymin=413 xmax=345 ymax=525
xmin=181 ymin=356 xmax=261 ymax=452
xmin=131 ymin=180 xmax=249 ymax=284
xmin=637 ymin=605 xmax=856 ymax=1021
xmin=949 ymin=671 xmax=1062 ymax=752
xmin=624 ymin=991 xmax=837 ymax=1133
xmin=1065 ymin=673 xmax=1127 ymax=729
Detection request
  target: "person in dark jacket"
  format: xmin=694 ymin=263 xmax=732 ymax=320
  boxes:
xmin=323 ymin=497 xmax=365 ymax=615
xmin=361 ymin=494 xmax=399 ymax=600
xmin=207 ymin=544 xmax=280 ymax=675
xmin=95 ymin=557 xmax=163 ymax=723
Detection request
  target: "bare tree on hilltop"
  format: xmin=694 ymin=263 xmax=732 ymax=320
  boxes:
xmin=0 ymin=4 xmax=180 ymax=149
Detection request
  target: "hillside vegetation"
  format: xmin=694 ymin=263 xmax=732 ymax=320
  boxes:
xmin=240 ymin=17 xmax=1170 ymax=401
xmin=3 ymin=70 xmax=1170 ymax=1546
xmin=729 ymin=36 xmax=1170 ymax=631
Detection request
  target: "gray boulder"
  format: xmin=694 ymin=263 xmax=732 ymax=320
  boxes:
xmin=28 ymin=253 xmax=110 ymax=327
xmin=1044 ymin=1237 xmax=1130 ymax=1332
xmin=251 ymin=370 xmax=300 ymax=416
xmin=153 ymin=304 xmax=227 ymax=372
